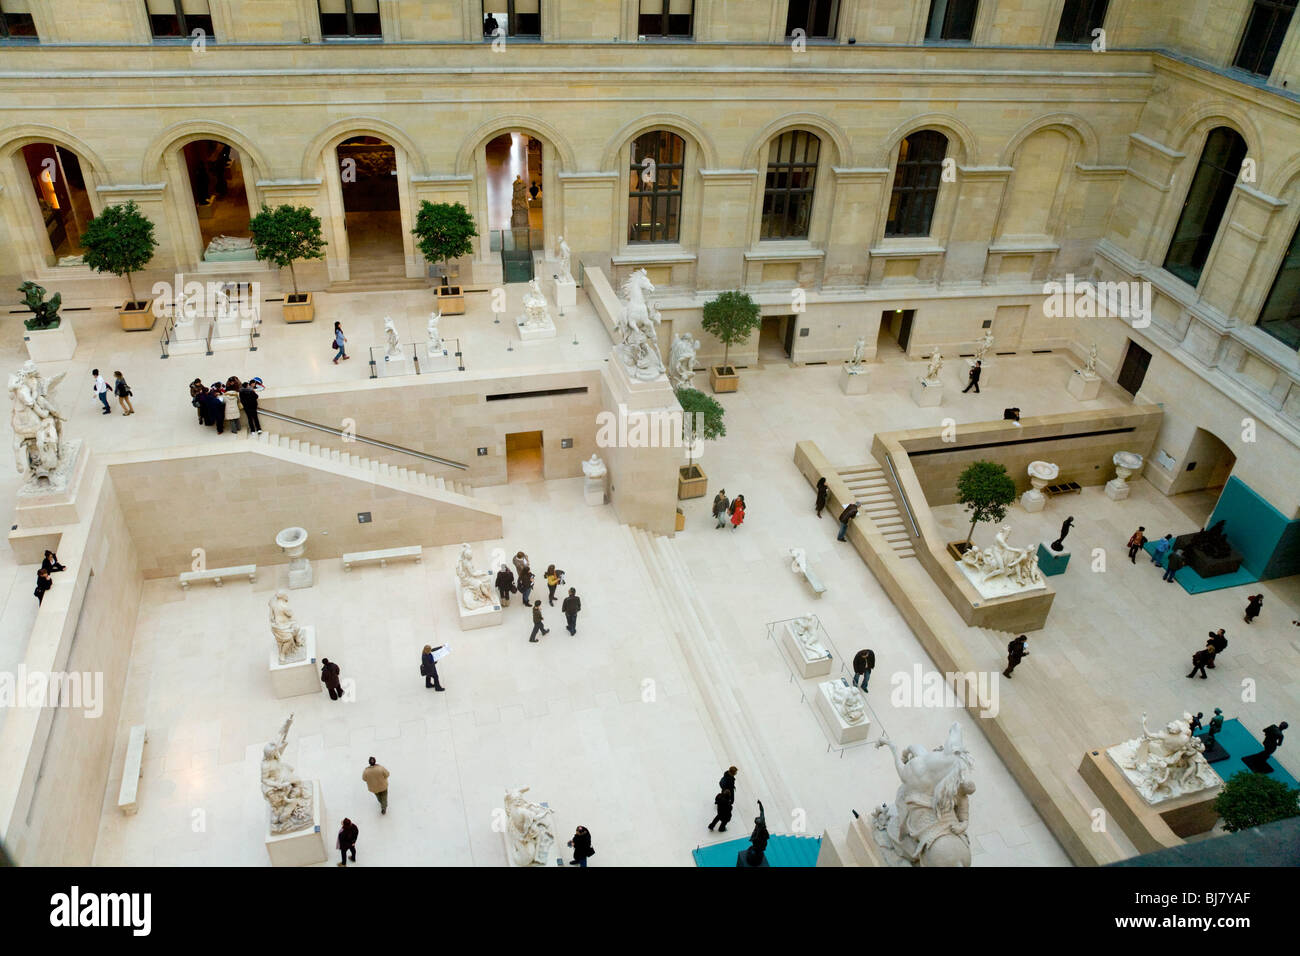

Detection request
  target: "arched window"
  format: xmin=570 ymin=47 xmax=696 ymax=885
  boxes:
xmin=628 ymin=131 xmax=684 ymax=244
xmin=21 ymin=143 xmax=93 ymax=260
xmin=761 ymin=131 xmax=820 ymax=240
xmin=885 ymin=131 xmax=947 ymax=237
xmin=1258 ymin=219 xmax=1300 ymax=348
xmin=1163 ymin=127 xmax=1247 ymax=287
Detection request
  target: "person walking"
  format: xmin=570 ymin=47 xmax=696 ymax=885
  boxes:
xmin=1186 ymin=646 xmax=1214 ymax=679
xmin=1204 ymin=629 xmax=1228 ymax=668
xmin=41 ymin=550 xmax=66 ymax=574
xmin=814 ymin=477 xmax=828 ymax=518
xmin=1126 ymin=526 xmax=1147 ymax=564
xmin=544 ymin=565 xmax=561 ymax=606
xmin=962 ymin=360 xmax=982 ymax=393
xmin=1162 ymin=547 xmax=1185 ymax=583
xmin=719 ymin=765 xmax=738 ymax=796
xmin=517 ymin=567 xmax=535 ymax=606
xmin=421 ymin=644 xmax=446 ymax=691
xmin=495 ymin=565 xmax=516 ymax=607
xmin=113 ymin=371 xmax=135 ymax=415
xmin=567 ymin=825 xmax=594 ymax=866
xmin=708 ymin=788 xmax=734 ymax=832
xmin=562 ymin=587 xmax=581 ymax=635
xmin=1003 ymin=635 xmax=1029 ymax=679
xmin=332 ymin=321 xmax=349 ymax=364
xmin=852 ymin=648 xmax=875 ymax=692
xmin=222 ymin=385 xmax=242 ymax=434
xmin=239 ymin=380 xmax=262 ymax=433
xmin=712 ymin=489 xmax=730 ymax=529
xmin=91 ymin=369 xmax=111 ymax=415
xmin=362 ymin=756 xmax=390 ymax=814
xmin=529 ymin=600 xmax=550 ymax=642
xmin=1244 ymin=593 xmax=1264 ymax=624
xmin=1151 ymin=533 xmax=1174 ymax=566
xmin=336 ymin=818 xmax=359 ymax=866
xmin=34 ymin=568 xmax=53 ymax=605
xmin=320 ymin=658 xmax=344 ymax=700
xmin=729 ymin=494 xmax=746 ymax=530
xmin=837 ymin=501 xmax=860 ymax=542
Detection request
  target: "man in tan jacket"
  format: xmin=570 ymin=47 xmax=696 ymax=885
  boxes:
xmin=362 ymin=756 xmax=390 ymax=814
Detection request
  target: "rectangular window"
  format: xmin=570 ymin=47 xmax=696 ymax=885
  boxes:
xmin=483 ymin=1 xmax=540 ymax=39
xmin=1055 ymin=0 xmax=1109 ymax=45
xmin=639 ymin=0 xmax=693 ymax=37
xmin=319 ymin=0 xmax=381 ymax=39
xmin=1258 ymin=220 xmax=1300 ymax=348
xmin=785 ymin=0 xmax=839 ymax=39
xmin=147 ymin=0 xmax=214 ymax=40
xmin=885 ymin=131 xmax=948 ymax=237
xmin=0 ymin=0 xmax=37 ymax=40
xmin=1233 ymin=0 xmax=1297 ymax=77
xmin=1163 ymin=127 xmax=1248 ymax=288
xmin=925 ymin=0 xmax=978 ymax=42
xmin=761 ymin=131 xmax=820 ymax=240
xmin=629 ymin=132 xmax=684 ymax=243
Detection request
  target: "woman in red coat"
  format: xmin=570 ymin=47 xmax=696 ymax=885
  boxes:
xmin=730 ymin=495 xmax=746 ymax=530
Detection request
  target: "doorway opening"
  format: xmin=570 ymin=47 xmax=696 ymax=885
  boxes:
xmin=182 ymin=140 xmax=251 ymax=251
xmin=759 ymin=315 xmax=792 ymax=362
xmin=20 ymin=143 xmax=93 ymax=262
xmin=1169 ymin=428 xmax=1237 ymax=522
xmin=336 ymin=135 xmax=402 ymax=276
xmin=486 ymin=132 xmax=543 ymax=282
xmin=1117 ymin=339 xmax=1152 ymax=396
xmin=877 ymin=308 xmax=915 ymax=353
xmin=505 ymin=430 xmax=544 ymax=483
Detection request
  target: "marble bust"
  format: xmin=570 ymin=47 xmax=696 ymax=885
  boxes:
xmin=261 ymin=714 xmax=315 ymax=834
xmin=455 ymin=543 xmax=496 ymax=610
xmin=924 ymin=348 xmax=944 ymax=383
xmin=582 ymin=454 xmax=607 ymax=480
xmin=269 ymin=590 xmax=306 ymax=664
xmin=789 ymin=614 xmax=830 ymax=661
xmin=504 ymin=786 xmax=556 ymax=866
xmin=872 ymin=722 xmax=975 ymax=867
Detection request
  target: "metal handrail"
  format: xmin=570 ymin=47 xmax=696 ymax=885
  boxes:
xmin=883 ymin=452 xmax=920 ymax=540
xmin=256 ymin=408 xmax=468 ymax=470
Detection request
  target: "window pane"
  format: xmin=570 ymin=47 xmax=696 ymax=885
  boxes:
xmin=1233 ymin=1 xmax=1297 ymax=76
xmin=1162 ymin=127 xmax=1247 ymax=287
xmin=629 ymin=131 xmax=684 ymax=243
xmin=1258 ymin=219 xmax=1300 ymax=348
xmin=885 ymin=131 xmax=947 ymax=237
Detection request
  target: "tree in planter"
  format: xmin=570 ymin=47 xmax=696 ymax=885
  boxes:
xmin=1213 ymin=771 xmax=1300 ymax=833
xmin=700 ymin=290 xmax=761 ymax=373
xmin=411 ymin=201 xmax=478 ymax=286
xmin=955 ymin=460 xmax=1018 ymax=547
xmin=18 ymin=281 xmax=61 ymax=331
xmin=248 ymin=204 xmax=327 ymax=301
xmin=676 ymin=386 xmax=726 ymax=473
xmin=79 ymin=200 xmax=157 ymax=308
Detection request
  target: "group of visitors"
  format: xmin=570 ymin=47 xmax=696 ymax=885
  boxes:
xmin=34 ymin=549 xmax=65 ymax=605
xmin=488 ymin=551 xmax=582 ymax=642
xmin=92 ymin=369 xmax=134 ymax=416
xmin=711 ymin=489 xmax=747 ymax=529
xmin=190 ymin=375 xmax=263 ymax=435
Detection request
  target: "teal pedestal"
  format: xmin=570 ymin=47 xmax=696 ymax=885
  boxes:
xmin=1037 ymin=543 xmax=1070 ymax=576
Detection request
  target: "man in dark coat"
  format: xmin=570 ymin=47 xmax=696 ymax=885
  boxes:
xmin=321 ymin=658 xmax=344 ymax=700
xmin=708 ymin=788 xmax=734 ymax=832
xmin=962 ymin=360 xmax=982 ymax=393
xmin=238 ymin=382 xmax=261 ymax=433
xmin=35 ymin=568 xmax=53 ymax=605
xmin=1162 ymin=548 xmax=1185 ymax=583
xmin=495 ymin=565 xmax=516 ymax=606
xmin=713 ymin=489 xmax=730 ymax=529
xmin=1003 ymin=635 xmax=1028 ymax=678
xmin=837 ymin=501 xmax=860 ymax=541
xmin=567 ymin=825 xmax=594 ymax=866
xmin=852 ymin=648 xmax=875 ymax=692
xmin=1206 ymin=628 xmax=1228 ymax=666
xmin=1186 ymin=647 xmax=1214 ymax=679
xmin=337 ymin=818 xmax=359 ymax=867
xmin=814 ymin=477 xmax=829 ymax=518
xmin=561 ymin=587 xmax=581 ymax=635
xmin=528 ymin=600 xmax=549 ymax=642
xmin=199 ymin=389 xmax=225 ymax=432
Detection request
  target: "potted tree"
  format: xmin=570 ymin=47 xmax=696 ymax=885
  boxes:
xmin=18 ymin=281 xmax=77 ymax=362
xmin=951 ymin=460 xmax=1017 ymax=560
xmin=1213 ymin=771 xmax=1300 ymax=832
xmin=249 ymin=204 xmax=327 ymax=323
xmin=79 ymin=200 xmax=158 ymax=331
xmin=412 ymin=200 xmax=477 ymax=316
xmin=701 ymin=289 xmax=761 ymax=393
xmin=676 ymin=386 xmax=726 ymax=500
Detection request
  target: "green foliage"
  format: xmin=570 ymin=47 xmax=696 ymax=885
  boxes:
xmin=700 ymin=290 xmax=761 ymax=367
xmin=411 ymin=201 xmax=478 ymax=279
xmin=1213 ymin=771 xmax=1300 ymax=833
xmin=955 ymin=460 xmax=1018 ymax=545
xmin=79 ymin=200 xmax=157 ymax=303
xmin=676 ymin=387 xmax=726 ymax=466
xmin=249 ymin=204 xmax=327 ymax=296
xmin=18 ymin=281 xmax=61 ymax=331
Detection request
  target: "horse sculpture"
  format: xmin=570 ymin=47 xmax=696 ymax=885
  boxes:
xmin=872 ymin=722 xmax=975 ymax=867
xmin=615 ymin=268 xmax=664 ymax=380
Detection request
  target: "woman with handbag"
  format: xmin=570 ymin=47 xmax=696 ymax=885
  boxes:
xmin=730 ymin=494 xmax=746 ymax=530
xmin=332 ymin=321 xmax=349 ymax=364
xmin=567 ymin=825 xmax=594 ymax=866
xmin=545 ymin=565 xmax=561 ymax=606
xmin=113 ymin=371 xmax=135 ymax=416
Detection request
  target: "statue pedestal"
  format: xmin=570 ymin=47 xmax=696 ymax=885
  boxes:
xmin=814 ymin=680 xmax=872 ymax=744
xmin=502 ymin=828 xmax=556 ymax=867
xmin=1020 ymin=489 xmax=1046 ymax=513
xmin=268 ymin=626 xmax=319 ymax=698
xmin=455 ymin=583 xmax=503 ymax=630
xmin=553 ymin=277 xmax=577 ymax=309
xmin=1036 ymin=543 xmax=1070 ymax=576
xmin=265 ymin=780 xmax=327 ymax=866
xmin=839 ymin=366 xmax=870 ymax=395
xmin=1067 ymin=370 xmax=1101 ymax=401
xmin=782 ymin=622 xmax=833 ymax=678
xmin=1104 ymin=478 xmax=1132 ymax=501
xmin=14 ymin=440 xmax=90 ymax=530
xmin=24 ymin=319 xmax=78 ymax=363
xmin=517 ymin=314 xmax=557 ymax=341
xmin=287 ymin=557 xmax=313 ymax=589
xmin=422 ymin=344 xmax=454 ymax=371
xmin=583 ymin=476 xmax=607 ymax=506
xmin=378 ymin=353 xmax=410 ymax=378
xmin=910 ymin=378 xmax=943 ymax=407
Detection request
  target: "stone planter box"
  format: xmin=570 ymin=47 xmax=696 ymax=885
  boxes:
xmin=947 ymin=540 xmax=973 ymax=562
xmin=24 ymin=319 xmax=77 ymax=362
xmin=283 ymin=292 xmax=314 ymax=323
xmin=120 ymin=300 xmax=156 ymax=332
xmin=435 ymin=285 xmax=465 ymax=315
xmin=678 ymin=464 xmax=708 ymax=500
xmin=709 ymin=365 xmax=739 ymax=393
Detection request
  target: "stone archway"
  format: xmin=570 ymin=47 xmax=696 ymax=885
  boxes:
xmin=485 ymin=131 xmax=544 ymax=282
xmin=335 ymin=135 xmax=405 ymax=278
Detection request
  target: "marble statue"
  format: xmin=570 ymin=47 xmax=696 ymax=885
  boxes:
xmin=1111 ymin=712 xmax=1220 ymax=803
xmin=614 ymin=268 xmax=665 ymax=381
xmin=455 ymin=543 xmax=496 ymax=610
xmin=1084 ymin=342 xmax=1098 ymax=375
xmin=960 ymin=525 xmax=1044 ymax=589
xmin=556 ymin=235 xmax=573 ymax=283
xmin=383 ymin=316 xmax=401 ymax=360
xmin=581 ymin=454 xmax=607 ymax=480
xmin=849 ymin=336 xmax=867 ymax=370
xmin=519 ymin=278 xmax=552 ymax=329
xmin=872 ymin=722 xmax=975 ymax=867
xmin=9 ymin=360 xmax=67 ymax=482
xmin=924 ymin=348 xmax=943 ymax=383
xmin=789 ymin=614 xmax=830 ymax=661
xmin=510 ymin=176 xmax=529 ymax=228
xmin=261 ymin=714 xmax=315 ymax=834
xmin=788 ymin=547 xmax=808 ymax=576
xmin=973 ymin=329 xmax=995 ymax=362
xmin=828 ymin=680 xmax=867 ymax=725
xmin=427 ymin=310 xmax=442 ymax=352
xmin=1051 ymin=516 xmax=1074 ymax=553
xmin=209 ymin=234 xmax=254 ymax=253
xmin=667 ymin=332 xmax=700 ymax=390
xmin=504 ymin=786 xmax=556 ymax=866
xmin=269 ymin=590 xmax=306 ymax=664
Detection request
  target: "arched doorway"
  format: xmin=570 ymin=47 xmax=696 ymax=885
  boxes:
xmin=18 ymin=143 xmax=94 ymax=262
xmin=485 ymin=132 xmax=543 ymax=282
xmin=180 ymin=139 xmax=252 ymax=251
xmin=335 ymin=135 xmax=404 ymax=276
xmin=1170 ymin=427 xmax=1237 ymax=522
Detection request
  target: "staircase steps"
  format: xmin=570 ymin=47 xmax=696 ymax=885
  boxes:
xmin=252 ymin=430 xmax=473 ymax=498
xmin=836 ymin=463 xmax=916 ymax=560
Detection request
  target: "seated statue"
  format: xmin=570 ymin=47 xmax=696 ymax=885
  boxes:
xmin=269 ymin=590 xmax=306 ymax=664
xmin=9 ymin=361 xmax=67 ymax=481
xmin=504 ymin=786 xmax=556 ymax=866
xmin=261 ymin=715 xmax=315 ymax=834
xmin=455 ymin=543 xmax=496 ymax=610
xmin=520 ymin=278 xmax=552 ymax=328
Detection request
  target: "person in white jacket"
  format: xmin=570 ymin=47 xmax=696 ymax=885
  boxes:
xmin=222 ymin=387 xmax=242 ymax=434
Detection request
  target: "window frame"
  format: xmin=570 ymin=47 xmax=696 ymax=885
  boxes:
xmin=1162 ymin=126 xmax=1248 ymax=289
xmin=884 ymin=130 xmax=949 ymax=238
xmin=760 ymin=130 xmax=821 ymax=241
xmin=1231 ymin=0 xmax=1298 ymax=77
xmin=1054 ymin=0 xmax=1110 ymax=46
xmin=481 ymin=1 xmax=541 ymax=40
xmin=924 ymin=0 xmax=979 ymax=43
xmin=0 ymin=2 xmax=37 ymax=41
xmin=784 ymin=0 xmax=840 ymax=40
xmin=638 ymin=0 xmax=694 ymax=38
xmin=1256 ymin=215 xmax=1300 ymax=349
xmin=318 ymin=0 xmax=382 ymax=40
xmin=146 ymin=0 xmax=215 ymax=41
xmin=627 ymin=131 xmax=686 ymax=245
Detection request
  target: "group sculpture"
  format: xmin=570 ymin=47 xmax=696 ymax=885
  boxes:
xmin=260 ymin=714 xmax=316 ymax=834
xmin=827 ymin=680 xmax=867 ymax=725
xmin=503 ymin=786 xmax=556 ymax=866
xmin=1110 ymin=712 xmax=1220 ymax=804
xmin=788 ymin=613 xmax=830 ymax=661
xmin=519 ymin=278 xmax=553 ymax=330
xmin=455 ymin=543 xmax=497 ymax=611
xmin=667 ymin=332 xmax=700 ymax=390
xmin=18 ymin=280 xmax=61 ymax=331
xmin=871 ymin=722 xmax=976 ymax=867
xmin=924 ymin=348 xmax=944 ymax=383
xmin=269 ymin=590 xmax=307 ymax=664
xmin=614 ymin=268 xmax=665 ymax=381
xmin=9 ymin=360 xmax=69 ymax=484
xmin=961 ymin=525 xmax=1044 ymax=590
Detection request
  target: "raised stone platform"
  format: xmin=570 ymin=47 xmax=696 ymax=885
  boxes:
xmin=839 ymin=365 xmax=870 ymax=394
xmin=265 ymin=780 xmax=327 ymax=866
xmin=1067 ymin=370 xmax=1101 ymax=400
xmin=269 ymin=626 xmax=319 ymax=699
xmin=910 ymin=378 xmax=943 ymax=407
xmin=457 ymin=597 xmax=503 ymax=630
xmin=814 ymin=680 xmax=872 ymax=744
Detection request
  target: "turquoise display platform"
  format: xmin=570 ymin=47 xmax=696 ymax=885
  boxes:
xmin=692 ymin=833 xmax=821 ymax=867
xmin=1194 ymin=718 xmax=1298 ymax=789
xmin=1208 ymin=476 xmax=1300 ymax=581
xmin=1142 ymin=541 xmax=1258 ymax=594
xmin=1036 ymin=543 xmax=1070 ymax=576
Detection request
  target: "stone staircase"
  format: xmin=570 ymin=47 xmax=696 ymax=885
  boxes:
xmin=249 ymin=429 xmax=474 ymax=497
xmin=326 ymin=258 xmax=428 ymax=293
xmin=835 ymin=463 xmax=916 ymax=559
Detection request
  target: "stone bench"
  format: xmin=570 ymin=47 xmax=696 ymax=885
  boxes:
xmin=117 ymin=724 xmax=147 ymax=815
xmin=798 ymin=561 xmax=828 ymax=596
xmin=179 ymin=565 xmax=256 ymax=589
xmin=342 ymin=546 xmax=422 ymax=571
xmin=1044 ymin=481 xmax=1082 ymax=497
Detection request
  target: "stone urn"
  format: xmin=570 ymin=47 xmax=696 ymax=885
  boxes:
xmin=1106 ymin=451 xmax=1144 ymax=501
xmin=276 ymin=526 xmax=313 ymax=589
xmin=1021 ymin=460 xmax=1059 ymax=513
